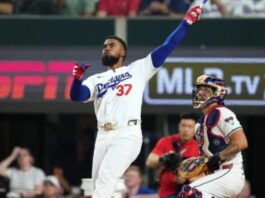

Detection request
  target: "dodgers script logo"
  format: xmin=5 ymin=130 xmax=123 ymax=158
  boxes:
xmin=96 ymin=72 xmax=132 ymax=98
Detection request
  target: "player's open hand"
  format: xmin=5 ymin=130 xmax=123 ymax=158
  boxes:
xmin=184 ymin=6 xmax=202 ymax=25
xmin=72 ymin=62 xmax=90 ymax=80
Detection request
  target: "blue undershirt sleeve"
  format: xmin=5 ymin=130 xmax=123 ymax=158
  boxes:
xmin=70 ymin=79 xmax=91 ymax=101
xmin=151 ymin=20 xmax=190 ymax=68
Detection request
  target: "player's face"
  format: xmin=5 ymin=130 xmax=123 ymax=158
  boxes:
xmin=124 ymin=170 xmax=142 ymax=188
xmin=196 ymin=85 xmax=213 ymax=102
xmin=178 ymin=119 xmax=196 ymax=142
xmin=102 ymin=39 xmax=125 ymax=67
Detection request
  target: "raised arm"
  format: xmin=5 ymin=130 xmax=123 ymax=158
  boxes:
xmin=151 ymin=6 xmax=202 ymax=67
xmin=70 ymin=63 xmax=91 ymax=102
xmin=0 ymin=147 xmax=20 ymax=175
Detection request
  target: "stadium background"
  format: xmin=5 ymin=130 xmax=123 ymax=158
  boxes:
xmin=0 ymin=14 xmax=265 ymax=197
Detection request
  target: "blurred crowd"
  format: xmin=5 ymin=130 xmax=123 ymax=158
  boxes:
xmin=0 ymin=113 xmax=256 ymax=198
xmin=0 ymin=0 xmax=265 ymax=17
xmin=0 ymin=147 xmax=255 ymax=198
xmin=0 ymin=146 xmax=157 ymax=197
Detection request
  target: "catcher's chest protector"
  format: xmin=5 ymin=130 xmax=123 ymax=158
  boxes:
xmin=196 ymin=107 xmax=228 ymax=156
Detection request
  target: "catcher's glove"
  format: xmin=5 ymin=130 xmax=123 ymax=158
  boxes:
xmin=177 ymin=157 xmax=208 ymax=179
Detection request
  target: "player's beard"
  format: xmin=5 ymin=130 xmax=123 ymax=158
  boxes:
xmin=102 ymin=54 xmax=119 ymax=67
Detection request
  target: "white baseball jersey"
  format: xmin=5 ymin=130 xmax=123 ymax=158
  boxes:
xmin=82 ymin=54 xmax=160 ymax=125
xmin=86 ymin=54 xmax=160 ymax=198
xmin=195 ymin=105 xmax=243 ymax=165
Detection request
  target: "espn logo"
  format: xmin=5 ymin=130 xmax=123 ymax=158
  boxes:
xmin=0 ymin=61 xmax=75 ymax=101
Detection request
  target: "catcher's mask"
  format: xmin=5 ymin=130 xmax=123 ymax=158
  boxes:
xmin=192 ymin=75 xmax=227 ymax=109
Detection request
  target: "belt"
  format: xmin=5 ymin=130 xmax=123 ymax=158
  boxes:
xmin=220 ymin=164 xmax=233 ymax=170
xmin=98 ymin=119 xmax=141 ymax=131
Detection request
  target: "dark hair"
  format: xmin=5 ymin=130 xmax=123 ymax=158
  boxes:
xmin=179 ymin=112 xmax=198 ymax=123
xmin=105 ymin=35 xmax=127 ymax=60
xmin=125 ymin=165 xmax=143 ymax=177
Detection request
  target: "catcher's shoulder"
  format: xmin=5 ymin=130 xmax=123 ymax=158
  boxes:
xmin=206 ymin=105 xmax=236 ymax=127
xmin=216 ymin=105 xmax=237 ymax=118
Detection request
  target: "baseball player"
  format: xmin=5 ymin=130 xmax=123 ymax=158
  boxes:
xmin=176 ymin=75 xmax=248 ymax=198
xmin=70 ymin=6 xmax=202 ymax=198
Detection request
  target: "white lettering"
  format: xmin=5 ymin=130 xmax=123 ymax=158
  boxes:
xmin=185 ymin=68 xmax=193 ymax=94
xmin=231 ymin=76 xmax=245 ymax=95
xmin=245 ymin=76 xmax=259 ymax=95
xmin=231 ymin=76 xmax=259 ymax=95
xmin=157 ymin=68 xmax=183 ymax=94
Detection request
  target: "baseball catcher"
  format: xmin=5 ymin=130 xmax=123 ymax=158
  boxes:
xmin=176 ymin=75 xmax=248 ymax=198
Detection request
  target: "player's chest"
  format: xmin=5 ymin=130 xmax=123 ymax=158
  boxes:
xmin=95 ymin=70 xmax=142 ymax=98
xmin=195 ymin=118 xmax=227 ymax=148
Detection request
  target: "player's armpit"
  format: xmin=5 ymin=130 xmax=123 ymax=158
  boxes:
xmin=219 ymin=128 xmax=248 ymax=160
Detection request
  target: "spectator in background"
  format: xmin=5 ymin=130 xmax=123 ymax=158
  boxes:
xmin=253 ymin=0 xmax=265 ymax=16
xmin=146 ymin=113 xmax=199 ymax=198
xmin=0 ymin=147 xmax=45 ymax=197
xmin=96 ymin=0 xmax=140 ymax=17
xmin=211 ymin=0 xmax=230 ymax=16
xmin=0 ymin=0 xmax=13 ymax=14
xmin=190 ymin=0 xmax=229 ymax=17
xmin=139 ymin=0 xmax=188 ymax=16
xmin=42 ymin=176 xmax=62 ymax=198
xmin=190 ymin=0 xmax=256 ymax=17
xmin=63 ymin=0 xmax=98 ymax=16
xmin=50 ymin=128 xmax=94 ymax=187
xmin=0 ymin=175 xmax=9 ymax=197
xmin=52 ymin=166 xmax=71 ymax=195
xmin=17 ymin=0 xmax=63 ymax=14
xmin=123 ymin=165 xmax=157 ymax=198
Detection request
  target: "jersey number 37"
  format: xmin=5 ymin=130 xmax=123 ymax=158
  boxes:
xmin=116 ymin=84 xmax=132 ymax=96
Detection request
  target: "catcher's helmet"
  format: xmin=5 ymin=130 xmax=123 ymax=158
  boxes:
xmin=192 ymin=75 xmax=227 ymax=109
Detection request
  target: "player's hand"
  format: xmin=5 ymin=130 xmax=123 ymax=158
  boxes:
xmin=205 ymin=153 xmax=221 ymax=170
xmin=184 ymin=6 xmax=202 ymax=25
xmin=72 ymin=62 xmax=90 ymax=80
